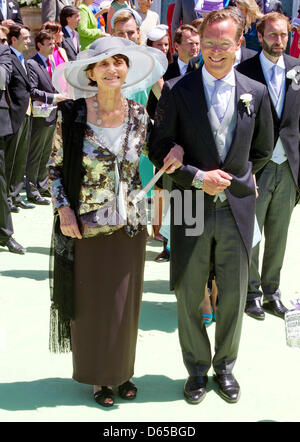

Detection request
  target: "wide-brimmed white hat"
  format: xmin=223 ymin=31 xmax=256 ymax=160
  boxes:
xmin=52 ymin=36 xmax=168 ymax=99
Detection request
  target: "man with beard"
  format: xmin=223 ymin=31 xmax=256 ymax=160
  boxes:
xmin=237 ymin=13 xmax=300 ymax=320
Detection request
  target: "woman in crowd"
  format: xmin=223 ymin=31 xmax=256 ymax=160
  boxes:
xmin=77 ymin=0 xmax=106 ymax=50
xmin=48 ymin=36 xmax=167 ymax=407
xmin=136 ymin=0 xmax=160 ymax=44
xmin=40 ymin=21 xmax=68 ymax=66
xmin=235 ymin=0 xmax=263 ymax=51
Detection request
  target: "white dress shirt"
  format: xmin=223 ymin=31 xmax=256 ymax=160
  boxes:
xmin=177 ymin=57 xmax=188 ymax=76
xmin=202 ymin=65 xmax=235 ymax=115
xmin=0 ymin=0 xmax=7 ymax=20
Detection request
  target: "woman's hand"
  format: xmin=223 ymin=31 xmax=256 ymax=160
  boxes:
xmin=162 ymin=144 xmax=184 ymax=174
xmin=58 ymin=206 xmax=82 ymax=239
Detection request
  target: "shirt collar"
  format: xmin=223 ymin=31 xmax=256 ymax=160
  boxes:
xmin=37 ymin=52 xmax=49 ymax=66
xmin=202 ymin=65 xmax=235 ymax=87
xmin=65 ymin=26 xmax=74 ymax=38
xmin=234 ymin=47 xmax=241 ymax=66
xmin=259 ymin=51 xmax=285 ymax=72
xmin=177 ymin=57 xmax=188 ymax=70
xmin=10 ymin=46 xmax=22 ymax=59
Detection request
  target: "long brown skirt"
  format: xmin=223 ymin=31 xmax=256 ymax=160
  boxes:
xmin=71 ymin=228 xmax=146 ymax=386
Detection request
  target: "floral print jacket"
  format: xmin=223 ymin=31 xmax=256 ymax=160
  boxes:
xmin=48 ymin=99 xmax=151 ymax=236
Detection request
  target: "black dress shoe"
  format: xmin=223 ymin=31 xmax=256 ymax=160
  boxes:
xmin=15 ymin=200 xmax=35 ymax=209
xmin=184 ymin=375 xmax=208 ymax=404
xmin=28 ymin=196 xmax=50 ymax=205
xmin=39 ymin=189 xmax=51 ymax=198
xmin=0 ymin=237 xmax=26 ymax=254
xmin=245 ymin=298 xmax=265 ymax=320
xmin=213 ymin=373 xmax=240 ymax=403
xmin=154 ymin=248 xmax=170 ymax=262
xmin=263 ymin=298 xmax=288 ymax=319
xmin=9 ymin=203 xmax=20 ymax=213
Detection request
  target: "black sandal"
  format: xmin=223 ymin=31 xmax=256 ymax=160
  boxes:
xmin=94 ymin=386 xmax=114 ymax=407
xmin=118 ymin=380 xmax=137 ymax=400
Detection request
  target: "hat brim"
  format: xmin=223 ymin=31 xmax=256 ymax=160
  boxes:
xmin=53 ymin=42 xmax=168 ymax=99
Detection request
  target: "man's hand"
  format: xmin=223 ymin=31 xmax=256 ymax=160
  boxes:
xmin=58 ymin=206 xmax=82 ymax=239
xmin=1 ymin=19 xmax=15 ymax=27
xmin=162 ymin=144 xmax=184 ymax=174
xmin=202 ymin=169 xmax=232 ymax=195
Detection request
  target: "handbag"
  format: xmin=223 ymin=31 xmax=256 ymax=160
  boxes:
xmin=79 ymin=105 xmax=131 ymax=238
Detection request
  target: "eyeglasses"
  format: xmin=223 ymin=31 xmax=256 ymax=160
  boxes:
xmin=0 ymin=38 xmax=8 ymax=44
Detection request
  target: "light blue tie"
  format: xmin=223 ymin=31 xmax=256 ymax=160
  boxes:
xmin=270 ymin=64 xmax=280 ymax=102
xmin=211 ymin=79 xmax=225 ymax=122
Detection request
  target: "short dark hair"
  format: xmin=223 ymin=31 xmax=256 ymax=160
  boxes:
xmin=199 ymin=8 xmax=244 ymax=43
xmin=7 ymin=23 xmax=23 ymax=45
xmin=60 ymin=5 xmax=80 ymax=27
xmin=85 ymin=55 xmax=130 ymax=87
xmin=256 ymin=12 xmax=291 ymax=36
xmin=174 ymin=24 xmax=199 ymax=45
xmin=35 ymin=30 xmax=54 ymax=51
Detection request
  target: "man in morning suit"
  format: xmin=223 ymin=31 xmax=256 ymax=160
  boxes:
xmin=0 ymin=0 xmax=23 ymax=26
xmin=149 ymin=9 xmax=273 ymax=404
xmin=26 ymin=30 xmax=66 ymax=205
xmin=5 ymin=24 xmax=34 ymax=213
xmin=165 ymin=24 xmax=200 ymax=81
xmin=237 ymin=12 xmax=300 ymax=320
xmin=60 ymin=5 xmax=81 ymax=61
xmin=0 ymin=41 xmax=25 ymax=254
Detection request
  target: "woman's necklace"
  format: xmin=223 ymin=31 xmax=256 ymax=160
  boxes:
xmin=92 ymin=95 xmax=126 ymax=127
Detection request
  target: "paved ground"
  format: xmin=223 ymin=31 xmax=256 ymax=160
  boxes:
xmin=0 ymin=194 xmax=300 ymax=422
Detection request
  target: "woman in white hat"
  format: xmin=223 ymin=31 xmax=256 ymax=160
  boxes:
xmin=48 ymin=36 xmax=167 ymax=407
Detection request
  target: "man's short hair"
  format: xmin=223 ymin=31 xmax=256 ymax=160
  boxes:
xmin=256 ymin=12 xmax=291 ymax=36
xmin=199 ymin=8 xmax=244 ymax=43
xmin=7 ymin=23 xmax=24 ymax=45
xmin=60 ymin=5 xmax=80 ymax=27
xmin=35 ymin=30 xmax=53 ymax=51
xmin=111 ymin=10 xmax=139 ymax=30
xmin=174 ymin=24 xmax=198 ymax=45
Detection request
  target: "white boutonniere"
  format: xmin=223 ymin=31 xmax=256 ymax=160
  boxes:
xmin=286 ymin=68 xmax=299 ymax=85
xmin=8 ymin=1 xmax=14 ymax=8
xmin=240 ymin=93 xmax=252 ymax=116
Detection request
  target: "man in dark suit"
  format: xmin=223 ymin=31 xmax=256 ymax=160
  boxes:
xmin=42 ymin=0 xmax=71 ymax=23
xmin=165 ymin=24 xmax=200 ymax=81
xmin=60 ymin=5 xmax=81 ymax=61
xmin=0 ymin=0 xmax=23 ymax=25
xmin=26 ymin=30 xmax=66 ymax=205
xmin=5 ymin=24 xmax=34 ymax=212
xmin=237 ymin=13 xmax=300 ymax=320
xmin=149 ymin=8 xmax=273 ymax=404
xmin=0 ymin=42 xmax=25 ymax=254
xmin=171 ymin=0 xmax=197 ymax=41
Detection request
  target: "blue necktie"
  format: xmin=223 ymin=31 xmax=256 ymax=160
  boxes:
xmin=18 ymin=53 xmax=26 ymax=70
